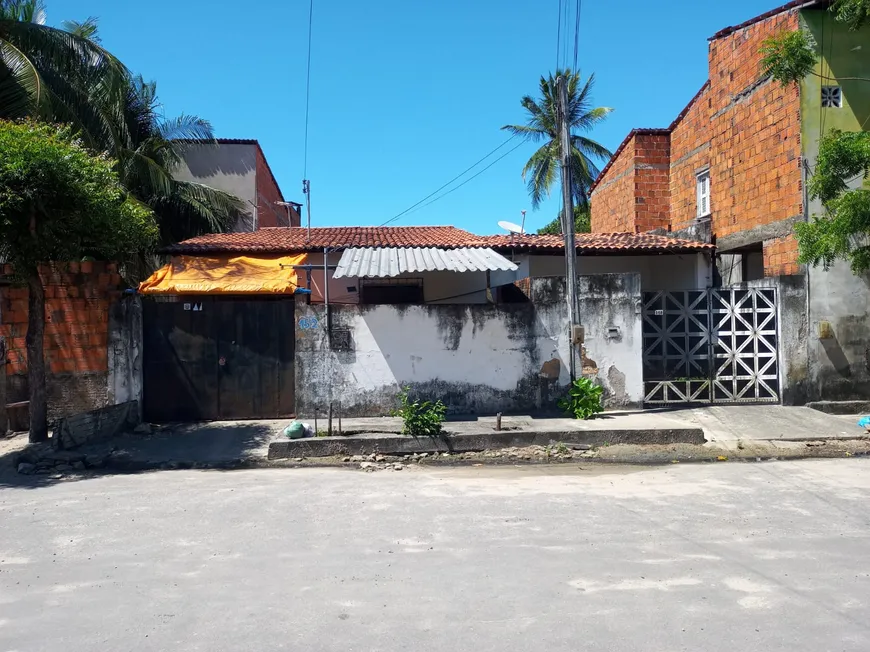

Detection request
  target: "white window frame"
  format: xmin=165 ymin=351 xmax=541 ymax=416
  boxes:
xmin=696 ymin=170 xmax=711 ymax=219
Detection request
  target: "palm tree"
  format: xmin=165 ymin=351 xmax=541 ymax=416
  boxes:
xmin=502 ymin=68 xmax=613 ymax=210
xmin=0 ymin=0 xmax=128 ymax=142
xmin=1 ymin=2 xmax=244 ymax=278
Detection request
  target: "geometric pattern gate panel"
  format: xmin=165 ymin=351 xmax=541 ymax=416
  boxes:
xmin=642 ymin=288 xmax=779 ymax=405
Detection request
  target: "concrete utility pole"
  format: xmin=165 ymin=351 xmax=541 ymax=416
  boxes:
xmin=557 ymin=75 xmax=582 ymax=379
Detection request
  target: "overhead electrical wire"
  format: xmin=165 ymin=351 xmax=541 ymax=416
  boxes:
xmin=380 ymin=135 xmax=519 ymax=226
xmin=397 ymin=140 xmax=527 ymax=219
xmin=573 ymin=0 xmax=582 ymax=72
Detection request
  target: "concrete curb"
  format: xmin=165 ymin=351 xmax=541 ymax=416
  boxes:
xmin=267 ymin=427 xmax=706 ymax=459
xmin=807 ymin=400 xmax=870 ymax=415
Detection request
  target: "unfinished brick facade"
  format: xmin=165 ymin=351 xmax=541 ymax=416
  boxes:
xmin=590 ymin=131 xmax=671 ymax=232
xmin=0 ymin=262 xmax=123 ymax=420
xmin=591 ymin=3 xmax=805 ymax=277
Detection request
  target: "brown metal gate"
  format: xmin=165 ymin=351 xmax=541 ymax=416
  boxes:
xmin=143 ymin=298 xmax=295 ymax=422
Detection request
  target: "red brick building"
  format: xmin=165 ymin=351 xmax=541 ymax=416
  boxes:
xmin=590 ymin=1 xmax=805 ymax=279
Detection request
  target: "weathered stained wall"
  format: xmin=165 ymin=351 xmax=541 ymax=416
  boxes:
xmin=107 ymin=297 xmax=144 ymax=418
xmin=295 ymin=301 xmax=570 ymax=417
xmin=295 ymin=273 xmax=644 ymax=416
xmin=530 ymin=274 xmax=644 ymax=407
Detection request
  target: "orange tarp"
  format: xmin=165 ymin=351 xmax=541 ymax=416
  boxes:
xmin=138 ymin=254 xmax=307 ymax=295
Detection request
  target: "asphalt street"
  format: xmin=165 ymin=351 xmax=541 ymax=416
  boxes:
xmin=1 ymin=460 xmax=869 ymax=651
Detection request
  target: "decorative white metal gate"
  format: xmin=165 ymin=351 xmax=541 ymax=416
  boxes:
xmin=642 ymin=288 xmax=780 ymax=405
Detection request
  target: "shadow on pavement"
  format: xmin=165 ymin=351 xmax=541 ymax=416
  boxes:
xmin=0 ymin=421 xmax=281 ymax=490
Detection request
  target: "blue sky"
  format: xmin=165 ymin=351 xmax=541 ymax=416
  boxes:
xmin=51 ymin=0 xmax=780 ymax=235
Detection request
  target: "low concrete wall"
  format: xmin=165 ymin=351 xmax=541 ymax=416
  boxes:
xmin=269 ymin=426 xmax=705 ymax=458
xmin=806 ymin=261 xmax=870 ymax=401
xmin=531 ymin=274 xmax=644 ymax=408
xmin=295 ymin=299 xmax=570 ymax=417
xmin=108 ymin=296 xmax=143 ymax=417
xmin=53 ymin=400 xmax=139 ymax=450
xmin=295 ymin=273 xmax=644 ymax=417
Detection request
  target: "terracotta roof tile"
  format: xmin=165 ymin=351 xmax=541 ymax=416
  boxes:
xmin=166 ymin=226 xmax=713 ymax=255
xmin=164 ymin=226 xmax=482 ymax=254
xmin=478 ymin=233 xmax=714 ymax=253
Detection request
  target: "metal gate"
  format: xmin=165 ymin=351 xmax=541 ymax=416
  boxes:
xmin=642 ymin=288 xmax=779 ymax=405
xmin=142 ymin=298 xmax=295 ymax=421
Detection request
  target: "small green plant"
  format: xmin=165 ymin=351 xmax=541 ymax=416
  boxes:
xmin=558 ymin=377 xmax=604 ymax=420
xmin=391 ymin=387 xmax=447 ymax=437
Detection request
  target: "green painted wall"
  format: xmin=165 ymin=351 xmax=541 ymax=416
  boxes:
xmin=799 ymin=8 xmax=870 ymax=402
xmin=800 ymin=8 xmax=870 ymax=157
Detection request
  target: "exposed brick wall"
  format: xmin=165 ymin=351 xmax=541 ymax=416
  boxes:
xmin=0 ymin=262 xmax=122 ymax=420
xmin=708 ymin=11 xmax=803 ymax=241
xmin=255 ymin=147 xmax=300 ymax=228
xmin=670 ymin=84 xmax=712 ymax=231
xmin=590 ymin=137 xmax=636 ymax=232
xmin=763 ymin=233 xmax=801 ymax=276
xmin=590 ymin=6 xmax=804 ymax=278
xmin=634 ymin=133 xmax=671 ymax=232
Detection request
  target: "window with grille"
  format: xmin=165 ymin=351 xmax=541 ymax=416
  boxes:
xmin=821 ymin=86 xmax=842 ymax=108
xmin=696 ymin=171 xmax=711 ymax=218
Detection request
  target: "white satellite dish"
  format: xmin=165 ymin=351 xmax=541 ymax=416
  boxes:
xmin=498 ymin=220 xmax=524 ymax=235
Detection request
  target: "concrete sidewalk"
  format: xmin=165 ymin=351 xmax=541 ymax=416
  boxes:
xmin=334 ymin=405 xmax=862 ymax=442
xmin=3 ymin=405 xmax=866 ymax=476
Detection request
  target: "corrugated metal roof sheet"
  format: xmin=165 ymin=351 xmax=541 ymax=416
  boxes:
xmin=333 ymin=247 xmax=518 ymax=278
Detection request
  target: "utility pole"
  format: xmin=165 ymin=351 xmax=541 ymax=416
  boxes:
xmin=557 ymin=75 xmax=581 ymax=379
xmin=302 ymin=179 xmax=312 ymax=241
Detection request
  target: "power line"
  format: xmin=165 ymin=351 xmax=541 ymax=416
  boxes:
xmin=572 ymin=0 xmax=582 ymax=72
xmin=398 ymin=140 xmax=526 ymax=219
xmin=556 ymin=0 xmax=563 ymax=69
xmin=380 ymin=136 xmax=518 ymax=226
xmin=303 ymin=0 xmax=314 ymax=178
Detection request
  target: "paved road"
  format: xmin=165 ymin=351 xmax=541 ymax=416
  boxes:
xmin=1 ymin=460 xmax=869 ymax=651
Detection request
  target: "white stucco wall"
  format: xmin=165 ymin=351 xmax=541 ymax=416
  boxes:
xmin=295 ymin=301 xmax=569 ymax=416
xmin=295 ymin=273 xmax=644 ymax=416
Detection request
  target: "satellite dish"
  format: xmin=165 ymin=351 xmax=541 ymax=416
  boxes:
xmin=498 ymin=220 xmax=524 ymax=235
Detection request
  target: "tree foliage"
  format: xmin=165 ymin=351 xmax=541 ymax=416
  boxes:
xmin=831 ymin=0 xmax=870 ymax=30
xmin=795 ymin=130 xmax=870 ymax=272
xmin=758 ymin=0 xmax=870 ymax=273
xmin=761 ymin=30 xmax=818 ymax=86
xmin=502 ymin=68 xmax=612 ymax=210
xmin=0 ymin=120 xmax=157 ymax=441
xmin=537 ymin=205 xmax=591 ymax=235
xmin=0 ymin=2 xmax=244 ymax=276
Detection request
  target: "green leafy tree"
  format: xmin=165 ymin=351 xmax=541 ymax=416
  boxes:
xmin=0 ymin=1 xmax=128 ymax=138
xmin=0 ymin=120 xmax=157 ymax=441
xmin=502 ymin=68 xmax=612 ymax=210
xmin=795 ymin=130 xmax=870 ymax=271
xmin=2 ymin=3 xmax=243 ymax=277
xmin=759 ymin=0 xmax=870 ymax=272
xmin=537 ymin=205 xmax=591 ymax=235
